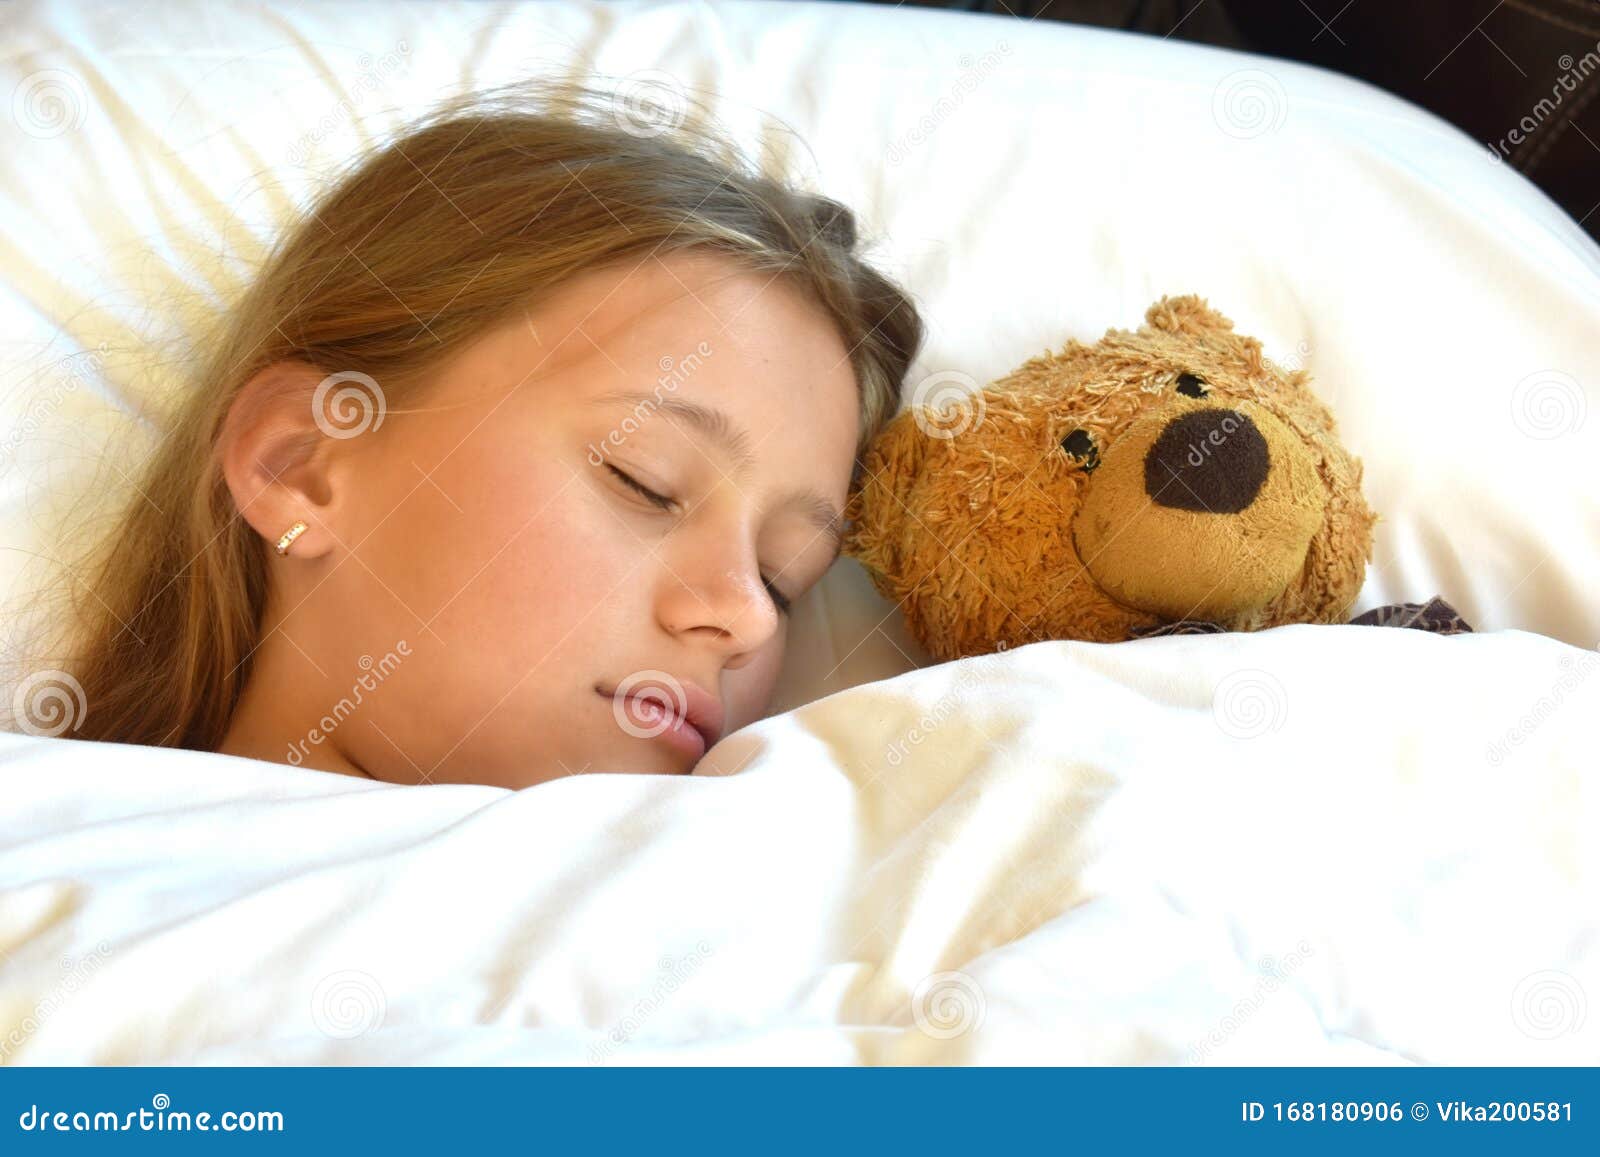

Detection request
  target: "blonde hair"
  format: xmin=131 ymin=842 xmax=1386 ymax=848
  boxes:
xmin=39 ymin=82 xmax=925 ymax=751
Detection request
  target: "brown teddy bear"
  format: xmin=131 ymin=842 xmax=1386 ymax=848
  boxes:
xmin=844 ymin=295 xmax=1381 ymax=661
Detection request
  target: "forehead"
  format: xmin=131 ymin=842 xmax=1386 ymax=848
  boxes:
xmin=517 ymin=251 xmax=861 ymax=478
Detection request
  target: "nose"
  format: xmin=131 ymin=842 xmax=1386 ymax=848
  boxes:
xmin=658 ymin=554 xmax=779 ymax=658
xmin=1144 ymin=408 xmax=1270 ymax=513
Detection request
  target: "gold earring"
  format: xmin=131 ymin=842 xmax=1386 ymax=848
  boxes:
xmin=274 ymin=519 xmax=309 ymax=556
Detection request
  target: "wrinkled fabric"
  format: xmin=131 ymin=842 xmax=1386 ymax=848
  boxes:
xmin=2 ymin=625 xmax=1595 ymax=1064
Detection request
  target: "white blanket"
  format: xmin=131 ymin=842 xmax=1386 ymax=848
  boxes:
xmin=3 ymin=625 xmax=1595 ymax=1065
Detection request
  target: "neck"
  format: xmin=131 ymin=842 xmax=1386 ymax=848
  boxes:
xmin=215 ymin=627 xmax=377 ymax=782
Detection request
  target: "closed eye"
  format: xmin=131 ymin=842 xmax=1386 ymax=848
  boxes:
xmin=610 ymin=465 xmax=791 ymax=614
xmin=607 ymin=465 xmax=675 ymax=511
xmin=762 ymin=577 xmax=792 ymax=615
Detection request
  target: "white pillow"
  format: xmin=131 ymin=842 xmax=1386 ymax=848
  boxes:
xmin=2 ymin=0 xmax=1597 ymax=720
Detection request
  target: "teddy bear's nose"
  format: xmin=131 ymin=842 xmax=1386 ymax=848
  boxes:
xmin=1144 ymin=409 xmax=1270 ymax=513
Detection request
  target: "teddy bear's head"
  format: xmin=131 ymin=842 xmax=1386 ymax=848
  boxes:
xmin=845 ymin=295 xmax=1376 ymax=660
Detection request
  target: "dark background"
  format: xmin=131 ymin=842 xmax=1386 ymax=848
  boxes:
xmin=863 ymin=0 xmax=1600 ymax=243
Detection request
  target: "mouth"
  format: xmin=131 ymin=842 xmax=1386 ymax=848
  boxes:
xmin=596 ymin=678 xmax=724 ymax=767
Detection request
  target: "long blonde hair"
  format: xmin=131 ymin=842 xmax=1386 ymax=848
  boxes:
xmin=32 ymin=82 xmax=925 ymax=751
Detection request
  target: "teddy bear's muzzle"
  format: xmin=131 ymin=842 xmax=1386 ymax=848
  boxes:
xmin=1071 ymin=402 xmax=1327 ymax=624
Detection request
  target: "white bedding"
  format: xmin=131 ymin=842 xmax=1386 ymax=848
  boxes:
xmin=2 ymin=625 xmax=1596 ymax=1064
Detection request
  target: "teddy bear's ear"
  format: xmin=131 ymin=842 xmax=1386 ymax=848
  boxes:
xmin=1143 ymin=295 xmax=1236 ymax=338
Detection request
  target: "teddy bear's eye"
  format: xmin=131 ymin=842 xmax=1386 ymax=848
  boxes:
xmin=1176 ymin=372 xmax=1209 ymax=398
xmin=1060 ymin=428 xmax=1100 ymax=471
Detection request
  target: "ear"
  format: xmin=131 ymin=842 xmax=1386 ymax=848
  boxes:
xmin=1143 ymin=295 xmax=1236 ymax=339
xmin=217 ymin=360 xmax=375 ymax=560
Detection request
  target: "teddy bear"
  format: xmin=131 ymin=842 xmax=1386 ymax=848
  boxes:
xmin=843 ymin=295 xmax=1384 ymax=662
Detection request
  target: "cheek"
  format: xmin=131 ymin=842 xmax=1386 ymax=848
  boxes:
xmin=721 ymin=629 xmax=786 ymax=731
xmin=361 ymin=445 xmax=639 ymax=685
xmin=454 ymin=466 xmax=636 ymax=663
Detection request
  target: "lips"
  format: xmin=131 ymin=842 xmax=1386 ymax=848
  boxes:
xmin=670 ymin=680 xmax=725 ymax=750
xmin=598 ymin=677 xmax=725 ymax=762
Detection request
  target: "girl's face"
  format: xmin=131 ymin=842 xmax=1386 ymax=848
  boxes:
xmin=219 ymin=250 xmax=862 ymax=787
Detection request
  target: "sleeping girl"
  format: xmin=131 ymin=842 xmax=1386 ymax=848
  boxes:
xmin=51 ymin=84 xmax=925 ymax=788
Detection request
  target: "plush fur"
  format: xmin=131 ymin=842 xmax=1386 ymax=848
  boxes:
xmin=845 ymin=295 xmax=1377 ymax=661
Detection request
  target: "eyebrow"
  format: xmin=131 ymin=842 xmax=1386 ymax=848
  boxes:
xmin=589 ymin=390 xmax=844 ymax=550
